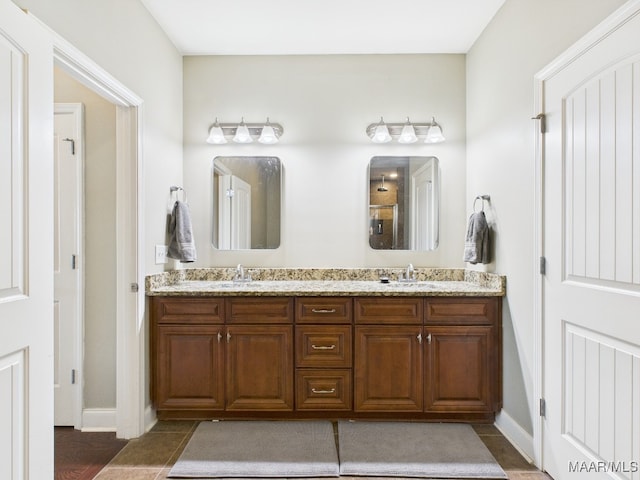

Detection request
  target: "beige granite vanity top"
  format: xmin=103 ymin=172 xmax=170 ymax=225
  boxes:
xmin=146 ymin=268 xmax=505 ymax=297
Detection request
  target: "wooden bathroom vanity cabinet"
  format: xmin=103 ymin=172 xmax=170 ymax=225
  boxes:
xmin=150 ymin=293 xmax=502 ymax=422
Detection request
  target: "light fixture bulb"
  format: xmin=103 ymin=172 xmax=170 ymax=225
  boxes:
xmin=206 ymin=118 xmax=227 ymax=144
xmin=371 ymin=117 xmax=392 ymax=143
xmin=425 ymin=117 xmax=445 ymax=143
xmin=398 ymin=118 xmax=418 ymax=144
xmin=233 ymin=118 xmax=253 ymax=143
xmin=258 ymin=118 xmax=278 ymax=144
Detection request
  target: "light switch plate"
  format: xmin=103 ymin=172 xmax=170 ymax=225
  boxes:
xmin=155 ymin=245 xmax=168 ymax=264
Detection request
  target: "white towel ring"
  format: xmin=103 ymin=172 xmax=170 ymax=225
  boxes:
xmin=473 ymin=194 xmax=490 ymax=213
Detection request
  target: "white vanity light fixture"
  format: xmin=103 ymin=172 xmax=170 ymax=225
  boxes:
xmin=206 ymin=118 xmax=284 ymax=144
xmin=366 ymin=116 xmax=445 ymax=144
xmin=233 ymin=118 xmax=253 ymax=143
xmin=370 ymin=117 xmax=392 ymax=143
xmin=258 ymin=118 xmax=278 ymax=144
xmin=206 ymin=118 xmax=227 ymax=144
xmin=398 ymin=117 xmax=418 ymax=144
xmin=424 ymin=116 xmax=445 ymax=143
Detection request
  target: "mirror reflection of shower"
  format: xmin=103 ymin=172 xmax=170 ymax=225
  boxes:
xmin=377 ymin=175 xmax=388 ymax=192
xmin=368 ymin=156 xmax=439 ymax=250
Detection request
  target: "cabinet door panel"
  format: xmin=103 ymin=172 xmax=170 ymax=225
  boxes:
xmin=156 ymin=325 xmax=225 ymax=410
xmin=425 ymin=297 xmax=497 ymax=325
xmin=355 ymin=298 xmax=422 ymax=324
xmin=425 ymin=326 xmax=493 ymax=412
xmin=154 ymin=297 xmax=225 ymax=324
xmin=354 ymin=326 xmax=423 ymax=411
xmin=226 ymin=325 xmax=293 ymax=410
xmin=226 ymin=297 xmax=293 ymax=324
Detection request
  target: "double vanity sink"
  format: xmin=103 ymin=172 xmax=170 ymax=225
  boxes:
xmin=146 ymin=267 xmax=505 ymax=423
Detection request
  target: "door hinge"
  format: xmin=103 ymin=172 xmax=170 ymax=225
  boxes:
xmin=130 ymin=282 xmax=139 ymax=293
xmin=531 ymin=113 xmax=546 ymax=134
xmin=539 ymin=398 xmax=546 ymax=417
xmin=71 ymin=254 xmax=77 ymax=270
xmin=539 ymin=256 xmax=546 ymax=275
xmin=63 ymin=137 xmax=76 ymax=155
xmin=71 ymin=369 xmax=77 ymax=385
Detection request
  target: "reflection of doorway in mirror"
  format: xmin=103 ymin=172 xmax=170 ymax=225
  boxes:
xmin=218 ymin=175 xmax=251 ymax=249
xmin=411 ymin=163 xmax=437 ymax=250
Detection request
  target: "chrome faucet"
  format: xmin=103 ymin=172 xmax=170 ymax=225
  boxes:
xmin=233 ymin=263 xmax=250 ymax=283
xmin=398 ymin=263 xmax=416 ymax=282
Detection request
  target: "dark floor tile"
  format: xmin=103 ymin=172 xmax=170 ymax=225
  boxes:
xmin=55 ymin=427 xmax=127 ymax=480
xmin=480 ymin=434 xmax=537 ymax=471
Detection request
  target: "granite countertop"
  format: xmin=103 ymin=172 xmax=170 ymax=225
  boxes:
xmin=146 ymin=268 xmax=505 ymax=297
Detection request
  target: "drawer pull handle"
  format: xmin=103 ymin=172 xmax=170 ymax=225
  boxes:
xmin=311 ymin=308 xmax=337 ymax=314
xmin=311 ymin=388 xmax=336 ymax=394
xmin=311 ymin=344 xmax=336 ymax=350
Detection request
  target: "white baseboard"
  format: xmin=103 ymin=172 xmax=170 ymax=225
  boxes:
xmin=494 ymin=410 xmax=535 ymax=463
xmin=144 ymin=404 xmax=157 ymax=433
xmin=80 ymin=408 xmax=117 ymax=432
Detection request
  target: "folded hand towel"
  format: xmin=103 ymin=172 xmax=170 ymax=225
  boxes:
xmin=168 ymin=200 xmax=197 ymax=263
xmin=463 ymin=211 xmax=490 ymax=264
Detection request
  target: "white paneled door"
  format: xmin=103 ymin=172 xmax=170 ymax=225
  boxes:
xmin=54 ymin=104 xmax=84 ymax=427
xmin=542 ymin=4 xmax=640 ymax=479
xmin=0 ymin=1 xmax=54 ymax=479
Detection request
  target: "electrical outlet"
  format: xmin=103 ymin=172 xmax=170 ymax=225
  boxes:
xmin=155 ymin=245 xmax=168 ymax=264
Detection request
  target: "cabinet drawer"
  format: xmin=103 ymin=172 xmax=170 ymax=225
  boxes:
xmin=296 ymin=369 xmax=352 ymax=410
xmin=296 ymin=326 xmax=352 ymax=367
xmin=355 ymin=297 xmax=422 ymax=324
xmin=226 ymin=297 xmax=293 ymax=324
xmin=425 ymin=297 xmax=498 ymax=325
xmin=296 ymin=297 xmax=352 ymax=324
xmin=153 ymin=297 xmax=224 ymax=324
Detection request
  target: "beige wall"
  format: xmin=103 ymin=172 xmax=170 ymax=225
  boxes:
xmin=184 ymin=54 xmax=467 ymax=268
xmin=466 ymin=0 xmax=627 ymax=451
xmin=54 ymin=67 xmax=117 ymax=409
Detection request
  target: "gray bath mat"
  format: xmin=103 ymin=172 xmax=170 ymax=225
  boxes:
xmin=337 ymin=421 xmax=507 ymax=478
xmin=169 ymin=420 xmax=339 ymax=478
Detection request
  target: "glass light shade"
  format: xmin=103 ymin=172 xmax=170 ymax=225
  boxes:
xmin=425 ymin=124 xmax=445 ymax=143
xmin=206 ymin=125 xmax=227 ymax=144
xmin=258 ymin=124 xmax=278 ymax=144
xmin=398 ymin=123 xmax=418 ymax=143
xmin=233 ymin=121 xmax=253 ymax=143
xmin=371 ymin=121 xmax=392 ymax=143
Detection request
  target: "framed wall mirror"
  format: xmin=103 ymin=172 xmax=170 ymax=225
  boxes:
xmin=368 ymin=156 xmax=439 ymax=250
xmin=212 ymin=156 xmax=281 ymax=250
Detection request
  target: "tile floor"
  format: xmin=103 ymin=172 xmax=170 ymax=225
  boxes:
xmin=84 ymin=421 xmax=554 ymax=480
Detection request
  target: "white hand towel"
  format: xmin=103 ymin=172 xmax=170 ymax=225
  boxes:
xmin=168 ymin=200 xmax=197 ymax=263
xmin=463 ymin=211 xmax=490 ymax=264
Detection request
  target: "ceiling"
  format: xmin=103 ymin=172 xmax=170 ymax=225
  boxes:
xmin=140 ymin=0 xmax=506 ymax=56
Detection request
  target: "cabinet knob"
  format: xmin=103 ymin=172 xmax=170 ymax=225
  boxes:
xmin=226 ymin=332 xmax=231 ymax=343
xmin=426 ymin=333 xmax=432 ymax=344
xmin=417 ymin=333 xmax=422 ymax=344
xmin=217 ymin=332 xmax=222 ymax=343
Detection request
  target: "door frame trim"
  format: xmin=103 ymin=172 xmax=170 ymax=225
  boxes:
xmin=533 ymin=0 xmax=640 ymax=470
xmin=30 ymin=12 xmax=147 ymax=438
